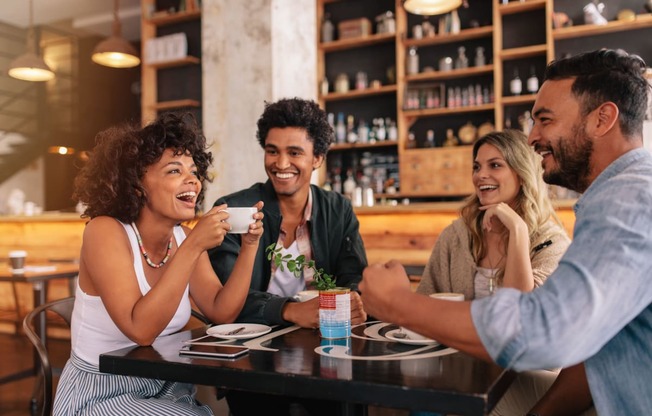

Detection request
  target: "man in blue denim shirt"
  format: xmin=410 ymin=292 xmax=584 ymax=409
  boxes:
xmin=360 ymin=49 xmax=652 ymax=416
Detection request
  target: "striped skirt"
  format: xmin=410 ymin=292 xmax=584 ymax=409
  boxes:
xmin=53 ymin=352 xmax=213 ymax=416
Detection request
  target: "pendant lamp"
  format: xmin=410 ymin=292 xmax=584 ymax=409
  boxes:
xmin=91 ymin=0 xmax=140 ymax=68
xmin=403 ymin=0 xmax=463 ymax=15
xmin=8 ymin=0 xmax=55 ymax=82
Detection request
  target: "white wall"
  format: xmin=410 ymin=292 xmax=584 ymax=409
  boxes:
xmin=201 ymin=0 xmax=316 ymax=210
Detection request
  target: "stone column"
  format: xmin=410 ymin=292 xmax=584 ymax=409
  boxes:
xmin=202 ymin=0 xmax=316 ymax=209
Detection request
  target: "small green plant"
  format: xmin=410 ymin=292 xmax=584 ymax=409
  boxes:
xmin=266 ymin=242 xmax=336 ymax=291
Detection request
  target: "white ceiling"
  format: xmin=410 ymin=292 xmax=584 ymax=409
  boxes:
xmin=0 ymin=0 xmax=142 ymax=41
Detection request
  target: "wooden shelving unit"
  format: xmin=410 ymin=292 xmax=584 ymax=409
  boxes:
xmin=140 ymin=0 xmax=202 ymax=124
xmin=553 ymin=13 xmax=652 ymax=40
xmin=403 ymin=26 xmax=493 ymax=47
xmin=315 ymin=0 xmax=652 ymax=200
xmin=321 ymin=84 xmax=397 ymax=102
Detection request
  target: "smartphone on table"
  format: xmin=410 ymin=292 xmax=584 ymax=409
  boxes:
xmin=179 ymin=344 xmax=249 ymax=359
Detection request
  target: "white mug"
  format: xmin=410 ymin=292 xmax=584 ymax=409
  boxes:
xmin=225 ymin=207 xmax=257 ymax=234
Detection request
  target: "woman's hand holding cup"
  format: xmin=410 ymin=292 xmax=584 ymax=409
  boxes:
xmin=241 ymin=201 xmax=265 ymax=246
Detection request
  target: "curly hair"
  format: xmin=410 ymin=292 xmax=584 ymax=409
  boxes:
xmin=73 ymin=112 xmax=213 ymax=223
xmin=545 ymin=49 xmax=649 ymax=138
xmin=256 ymin=98 xmax=334 ymax=157
xmin=460 ymin=130 xmax=561 ymax=284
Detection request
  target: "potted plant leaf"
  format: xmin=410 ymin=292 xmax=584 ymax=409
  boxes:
xmin=266 ymin=243 xmax=351 ymax=338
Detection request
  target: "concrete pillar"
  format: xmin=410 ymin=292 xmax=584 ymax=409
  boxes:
xmin=202 ymin=0 xmax=316 ymax=210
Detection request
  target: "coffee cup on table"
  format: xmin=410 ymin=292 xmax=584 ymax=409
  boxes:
xmin=224 ymin=207 xmax=257 ymax=234
xmin=9 ymin=250 xmax=27 ymax=274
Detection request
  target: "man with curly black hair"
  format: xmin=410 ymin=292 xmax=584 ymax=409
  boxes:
xmin=208 ymin=98 xmax=368 ymax=415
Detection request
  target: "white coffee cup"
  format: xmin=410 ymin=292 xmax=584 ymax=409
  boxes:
xmin=429 ymin=292 xmax=465 ymax=302
xmin=225 ymin=207 xmax=257 ymax=234
xmin=399 ymin=292 xmax=464 ymax=341
xmin=9 ymin=250 xmax=27 ymax=273
xmin=295 ymin=290 xmax=319 ymax=302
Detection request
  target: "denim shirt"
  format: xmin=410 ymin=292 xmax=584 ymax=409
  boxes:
xmin=471 ymin=148 xmax=652 ymax=415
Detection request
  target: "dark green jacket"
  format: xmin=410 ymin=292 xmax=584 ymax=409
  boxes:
xmin=208 ymin=181 xmax=367 ymax=325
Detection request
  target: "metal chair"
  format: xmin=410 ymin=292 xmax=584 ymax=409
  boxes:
xmin=22 ymin=296 xmax=75 ymax=416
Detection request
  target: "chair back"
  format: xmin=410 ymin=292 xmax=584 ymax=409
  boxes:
xmin=22 ymin=296 xmax=74 ymax=416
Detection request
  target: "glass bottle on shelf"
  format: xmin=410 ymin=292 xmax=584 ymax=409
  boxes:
xmin=455 ymin=46 xmax=468 ymax=70
xmin=320 ymin=77 xmax=329 ymax=96
xmin=510 ymin=68 xmax=522 ymax=96
xmin=387 ymin=120 xmax=398 ymax=141
xmin=406 ymin=131 xmax=417 ymax=149
xmin=343 ymin=170 xmax=357 ymax=200
xmin=332 ymin=171 xmax=343 ymax=194
xmin=335 ymin=113 xmax=346 ymax=144
xmin=474 ymin=47 xmax=486 ymax=67
xmin=376 ymin=118 xmax=387 ymax=141
xmin=355 ymin=71 xmax=368 ymax=90
xmin=424 ymin=129 xmax=435 ymax=148
xmin=357 ymin=119 xmax=369 ymax=144
xmin=450 ymin=9 xmax=461 ymax=34
xmin=321 ymin=13 xmax=334 ymax=43
xmin=444 ymin=129 xmax=458 ymax=147
xmin=327 ymin=112 xmax=335 ymax=129
xmin=527 ymin=66 xmax=539 ymax=94
xmin=406 ymin=47 xmax=419 ymax=75
xmin=346 ymin=115 xmax=357 ymax=143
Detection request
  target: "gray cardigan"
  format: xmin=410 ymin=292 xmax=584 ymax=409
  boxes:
xmin=417 ymin=217 xmax=571 ymax=300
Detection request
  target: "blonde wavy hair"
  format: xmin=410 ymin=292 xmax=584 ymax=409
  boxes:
xmin=460 ymin=130 xmax=559 ymax=282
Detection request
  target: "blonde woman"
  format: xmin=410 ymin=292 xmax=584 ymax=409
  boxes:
xmin=417 ymin=130 xmax=569 ymax=300
xmin=415 ymin=130 xmax=570 ymax=415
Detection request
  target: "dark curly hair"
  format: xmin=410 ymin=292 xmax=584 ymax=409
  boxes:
xmin=545 ymin=49 xmax=649 ymax=138
xmin=256 ymin=98 xmax=334 ymax=157
xmin=73 ymin=112 xmax=213 ymax=223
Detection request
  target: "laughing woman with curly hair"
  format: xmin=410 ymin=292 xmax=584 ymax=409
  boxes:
xmin=54 ymin=113 xmax=264 ymax=415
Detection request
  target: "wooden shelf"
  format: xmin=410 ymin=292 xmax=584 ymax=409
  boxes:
xmin=406 ymin=65 xmax=494 ymax=82
xmin=320 ymin=32 xmax=395 ymax=53
xmin=322 ymin=84 xmax=397 ymax=102
xmin=500 ymin=44 xmax=547 ymax=60
xmin=148 ymin=56 xmax=200 ymax=69
xmin=553 ymin=14 xmax=652 ymax=40
xmin=403 ymin=26 xmax=493 ymax=47
xmin=403 ymin=103 xmax=495 ymax=118
xmin=498 ymin=0 xmax=546 ymax=15
xmin=502 ymin=94 xmax=537 ymax=105
xmin=330 ymin=141 xmax=398 ymax=151
xmin=147 ymin=10 xmax=201 ymax=26
xmin=151 ymin=99 xmax=200 ymax=111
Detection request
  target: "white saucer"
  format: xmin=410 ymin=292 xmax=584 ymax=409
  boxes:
xmin=207 ymin=323 xmax=272 ymax=340
xmin=385 ymin=329 xmax=440 ymax=346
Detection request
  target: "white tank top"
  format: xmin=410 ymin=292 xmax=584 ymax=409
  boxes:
xmin=70 ymin=222 xmax=191 ymax=367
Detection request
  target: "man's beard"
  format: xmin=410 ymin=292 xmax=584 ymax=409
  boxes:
xmin=543 ymin=121 xmax=593 ymax=193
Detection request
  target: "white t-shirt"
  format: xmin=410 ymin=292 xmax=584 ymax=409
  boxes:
xmin=267 ymin=240 xmax=306 ymax=298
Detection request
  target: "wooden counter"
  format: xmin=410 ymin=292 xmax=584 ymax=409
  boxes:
xmin=355 ymin=200 xmax=576 ymax=267
xmin=0 ymin=213 xmax=85 ymax=334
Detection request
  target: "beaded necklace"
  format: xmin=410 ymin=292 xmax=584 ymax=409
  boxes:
xmin=130 ymin=223 xmax=173 ymax=269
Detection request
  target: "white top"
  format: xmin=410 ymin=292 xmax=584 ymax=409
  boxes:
xmin=267 ymin=240 xmax=306 ymax=298
xmin=474 ymin=266 xmax=497 ymax=299
xmin=71 ymin=222 xmax=190 ymax=367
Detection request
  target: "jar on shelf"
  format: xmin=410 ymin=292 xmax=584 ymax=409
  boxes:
xmin=455 ymin=46 xmax=469 ymax=70
xmin=355 ymin=71 xmax=368 ymax=90
xmin=474 ymin=47 xmax=486 ymax=67
xmin=335 ymin=73 xmax=349 ymax=93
